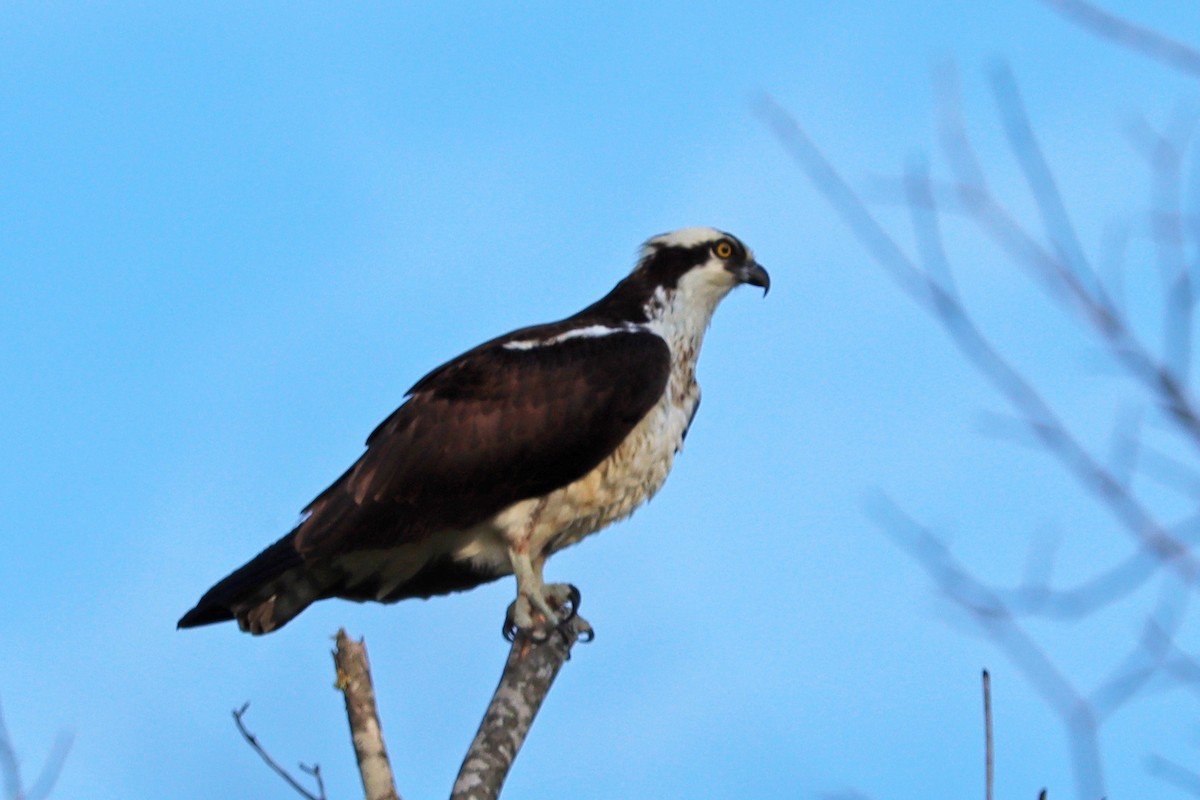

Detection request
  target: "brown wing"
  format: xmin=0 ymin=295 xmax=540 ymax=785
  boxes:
xmin=293 ymin=329 xmax=671 ymax=558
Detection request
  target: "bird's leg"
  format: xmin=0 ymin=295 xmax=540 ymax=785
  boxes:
xmin=502 ymin=550 xmax=583 ymax=642
xmin=503 ymin=548 xmax=556 ymax=642
xmin=532 ymin=550 xmax=582 ymax=624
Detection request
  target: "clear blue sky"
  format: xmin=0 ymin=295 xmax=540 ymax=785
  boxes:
xmin=3 ymin=2 xmax=1199 ymax=798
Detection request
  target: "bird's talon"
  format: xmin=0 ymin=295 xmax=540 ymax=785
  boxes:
xmin=504 ymin=583 xmax=585 ymax=644
xmin=559 ymin=583 xmax=581 ymax=622
xmin=556 ymin=616 xmax=593 ymax=643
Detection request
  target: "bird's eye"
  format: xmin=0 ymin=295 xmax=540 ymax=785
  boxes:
xmin=714 ymin=241 xmax=734 ymax=259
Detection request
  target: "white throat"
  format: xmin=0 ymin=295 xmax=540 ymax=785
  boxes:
xmin=642 ymin=261 xmax=735 ymax=361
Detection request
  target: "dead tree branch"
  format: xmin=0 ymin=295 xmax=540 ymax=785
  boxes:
xmin=983 ymin=670 xmax=994 ymax=800
xmin=333 ymin=630 xmax=400 ymax=800
xmin=238 ymin=612 xmax=593 ymax=800
xmin=451 ymin=615 xmax=594 ymax=800
xmin=232 ymin=703 xmax=326 ymax=800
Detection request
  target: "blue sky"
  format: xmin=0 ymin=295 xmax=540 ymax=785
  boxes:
xmin=3 ymin=2 xmax=1200 ymax=799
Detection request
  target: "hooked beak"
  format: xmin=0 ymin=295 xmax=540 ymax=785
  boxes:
xmin=736 ymin=260 xmax=770 ymax=296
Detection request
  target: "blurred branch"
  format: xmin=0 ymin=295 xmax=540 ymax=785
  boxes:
xmin=452 ymin=615 xmax=594 ymax=800
xmin=0 ymin=698 xmax=72 ymax=800
xmin=1147 ymin=754 xmax=1200 ymax=797
xmin=875 ymin=501 xmax=1191 ymax=798
xmin=0 ymin=701 xmax=16 ymax=800
xmin=988 ymin=62 xmax=1098 ymax=299
xmin=1037 ymin=0 xmax=1200 ymax=78
xmin=232 ymin=703 xmax=326 ymax=800
xmin=764 ymin=45 xmax=1200 ymax=794
xmin=761 ymin=91 xmax=1199 ymax=587
xmin=941 ymin=63 xmax=1200 ymax=452
xmin=333 ymin=630 xmax=400 ymax=800
xmin=1126 ymin=110 xmax=1199 ymax=386
xmin=872 ymin=498 xmax=1106 ymax=799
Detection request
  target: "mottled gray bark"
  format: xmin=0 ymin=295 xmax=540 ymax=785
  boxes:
xmin=334 ymin=629 xmax=401 ymax=800
xmin=451 ymin=616 xmax=594 ymax=800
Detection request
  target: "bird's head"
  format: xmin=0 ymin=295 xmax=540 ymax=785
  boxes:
xmin=576 ymin=227 xmax=768 ymax=334
xmin=631 ymin=227 xmax=768 ymax=322
xmin=637 ymin=226 xmax=768 ymax=297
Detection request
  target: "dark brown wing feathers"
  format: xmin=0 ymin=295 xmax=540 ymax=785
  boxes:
xmin=295 ymin=330 xmax=670 ymax=557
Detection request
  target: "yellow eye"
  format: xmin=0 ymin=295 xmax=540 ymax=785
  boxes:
xmin=714 ymin=240 xmax=734 ymax=259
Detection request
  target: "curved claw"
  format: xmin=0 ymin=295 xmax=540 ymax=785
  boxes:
xmin=574 ymin=621 xmax=595 ymax=643
xmin=554 ymin=584 xmax=582 ymax=623
xmin=556 ymin=615 xmax=593 ymax=643
xmin=503 ymin=583 xmax=586 ymax=644
xmin=502 ymin=599 xmax=557 ymax=644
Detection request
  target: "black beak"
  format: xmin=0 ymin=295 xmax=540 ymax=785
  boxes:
xmin=737 ymin=261 xmax=770 ymax=296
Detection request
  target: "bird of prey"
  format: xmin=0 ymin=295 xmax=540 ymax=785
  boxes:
xmin=179 ymin=227 xmax=768 ymax=640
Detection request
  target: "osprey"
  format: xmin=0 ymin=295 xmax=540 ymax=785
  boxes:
xmin=179 ymin=227 xmax=768 ymax=639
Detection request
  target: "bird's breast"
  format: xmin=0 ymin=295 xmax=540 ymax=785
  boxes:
xmin=525 ymin=368 xmax=701 ymax=557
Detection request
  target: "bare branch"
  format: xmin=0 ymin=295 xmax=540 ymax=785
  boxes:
xmin=769 ymin=31 xmax=1200 ymax=798
xmin=1106 ymin=406 xmax=1142 ymax=489
xmin=20 ymin=734 xmax=71 ymax=800
xmin=1086 ymin=571 xmax=1190 ymax=722
xmin=232 ymin=703 xmax=326 ymax=800
xmin=1148 ymin=754 xmax=1200 ymax=797
xmin=1001 ymin=542 xmax=1161 ymax=620
xmin=983 ymin=670 xmax=994 ymax=800
xmin=451 ymin=615 xmax=594 ymax=800
xmin=769 ymin=85 xmax=1200 ymax=585
xmin=989 ymin=61 xmax=1100 ymax=301
xmin=333 ymin=630 xmax=400 ymax=800
xmin=299 ymin=763 xmax=325 ymax=800
xmin=754 ymin=95 xmax=932 ymax=306
xmin=871 ymin=499 xmax=1107 ymax=799
xmin=935 ymin=62 xmax=1200 ymax=449
xmin=0 ymin=698 xmax=72 ymax=800
xmin=0 ymin=700 xmax=20 ymax=800
xmin=1037 ymin=0 xmax=1200 ymax=78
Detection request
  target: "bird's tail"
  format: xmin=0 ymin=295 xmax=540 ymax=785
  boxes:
xmin=177 ymin=536 xmax=316 ymax=635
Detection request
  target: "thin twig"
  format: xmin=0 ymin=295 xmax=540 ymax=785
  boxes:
xmin=232 ymin=703 xmax=326 ymax=800
xmin=451 ymin=615 xmax=595 ymax=800
xmin=299 ymin=763 xmax=325 ymax=800
xmin=333 ymin=630 xmax=400 ymax=800
xmin=983 ymin=670 xmax=994 ymax=800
